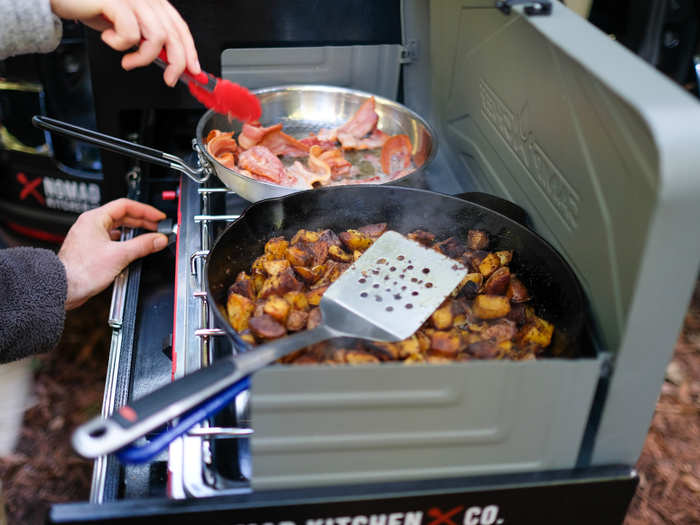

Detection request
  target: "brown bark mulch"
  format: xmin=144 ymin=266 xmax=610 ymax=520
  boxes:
xmin=0 ymin=284 xmax=698 ymax=525
xmin=623 ymin=282 xmax=700 ymax=525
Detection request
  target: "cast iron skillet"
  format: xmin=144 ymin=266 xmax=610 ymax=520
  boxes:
xmin=206 ymin=186 xmax=583 ymax=353
xmin=72 ymin=186 xmax=585 ymax=461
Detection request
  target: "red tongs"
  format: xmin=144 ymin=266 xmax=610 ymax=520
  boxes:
xmin=154 ymin=49 xmax=261 ymax=123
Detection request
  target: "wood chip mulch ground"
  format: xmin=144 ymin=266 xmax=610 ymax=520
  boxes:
xmin=0 ymin=284 xmax=698 ymax=525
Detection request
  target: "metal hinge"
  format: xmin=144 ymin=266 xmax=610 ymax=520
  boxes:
xmin=496 ymin=0 xmax=552 ymax=16
xmin=400 ymin=40 xmax=419 ymax=64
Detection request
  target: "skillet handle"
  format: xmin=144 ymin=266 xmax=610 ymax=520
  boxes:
xmin=32 ymin=115 xmax=210 ymax=184
xmin=454 ymin=192 xmax=531 ymax=228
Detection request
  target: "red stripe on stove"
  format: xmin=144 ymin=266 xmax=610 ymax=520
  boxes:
xmin=171 ymin=179 xmax=182 ymax=381
xmin=6 ymin=222 xmax=66 ymax=243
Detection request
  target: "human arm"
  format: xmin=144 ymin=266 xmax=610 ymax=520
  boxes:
xmin=0 ymin=0 xmax=199 ymax=86
xmin=0 ymin=247 xmax=67 ymax=364
xmin=58 ymin=198 xmax=168 ymax=310
xmin=0 ymin=199 xmax=168 ymax=363
xmin=0 ymin=0 xmax=63 ymax=59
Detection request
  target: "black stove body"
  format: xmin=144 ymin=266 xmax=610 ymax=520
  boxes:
xmin=49 ymin=0 xmax=700 ymax=523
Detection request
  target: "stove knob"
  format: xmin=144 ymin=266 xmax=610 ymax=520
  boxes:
xmin=161 ymin=189 xmax=178 ymax=201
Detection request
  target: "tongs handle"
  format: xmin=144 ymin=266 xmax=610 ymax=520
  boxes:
xmin=32 ymin=116 xmax=210 ymax=183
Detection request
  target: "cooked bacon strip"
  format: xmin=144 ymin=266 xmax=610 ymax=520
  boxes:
xmin=319 ymin=148 xmax=352 ymax=179
xmin=300 ymin=134 xmax=337 ymax=152
xmin=310 ymin=97 xmax=378 ymax=146
xmin=308 ymin=145 xmax=351 ymax=180
xmin=380 ymin=134 xmax=412 ymax=177
xmin=238 ymin=145 xmax=286 ymax=184
xmin=288 ymin=160 xmax=331 ymax=188
xmin=338 ymin=128 xmax=389 ymax=150
xmin=336 ymin=96 xmax=378 ymax=139
xmin=316 ymin=127 xmax=338 ymax=143
xmin=207 ymin=132 xmax=238 ymax=169
xmin=238 ymin=123 xmax=283 ymax=150
xmin=205 ymin=129 xmax=222 ymax=144
xmin=260 ymin=130 xmax=310 ymax=157
xmin=308 ymin=145 xmax=332 ymax=178
xmin=215 ymin=152 xmax=236 ymax=169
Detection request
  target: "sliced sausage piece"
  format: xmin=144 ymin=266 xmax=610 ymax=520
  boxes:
xmin=249 ymin=314 xmax=287 ymax=339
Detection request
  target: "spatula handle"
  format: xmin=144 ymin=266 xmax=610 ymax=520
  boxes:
xmin=71 ymin=324 xmax=337 ymax=458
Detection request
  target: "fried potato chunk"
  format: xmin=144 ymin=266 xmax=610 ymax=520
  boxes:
xmin=226 ymin=292 xmax=255 ymax=332
xmin=252 ymin=271 xmax=266 ymax=294
xmin=430 ymin=302 xmax=454 ymax=330
xmin=429 ymin=330 xmax=463 ymax=358
xmin=239 ymin=331 xmax=256 ymax=345
xmin=291 ymin=229 xmax=320 ymax=245
xmin=328 ymin=244 xmax=353 ymax=262
xmin=318 ymin=229 xmax=342 ymax=247
xmin=264 ymin=236 xmax=289 ymax=259
xmin=517 ymin=316 xmax=554 ymax=348
xmin=286 ymin=246 xmax=313 ymax=267
xmin=478 ymin=253 xmax=501 ymax=277
xmin=294 ymin=264 xmax=326 ymax=284
xmin=453 ymin=272 xmax=483 ymax=298
xmin=408 ymin=229 xmax=436 ymax=246
xmin=251 ymin=254 xmax=269 ymax=274
xmin=339 ymin=229 xmax=374 ymax=251
xmin=467 ymin=229 xmax=489 ymax=250
xmin=306 ymin=286 xmax=328 ymax=306
xmin=229 ymin=272 xmax=255 ymax=300
xmin=433 ymin=237 xmax=466 ymax=258
xmin=307 ymin=241 xmax=330 ymax=266
xmin=345 ymin=350 xmax=381 ymax=364
xmin=495 ymin=250 xmax=513 ymax=266
xmin=473 ymin=294 xmax=511 ymax=319
xmin=263 ymin=259 xmax=291 ymax=277
xmin=283 ymin=291 xmax=309 ymax=311
xmin=258 ymin=268 xmax=303 ymax=299
xmin=263 ymin=295 xmax=291 ymax=323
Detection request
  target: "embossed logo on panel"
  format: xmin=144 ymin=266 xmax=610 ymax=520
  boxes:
xmin=480 ymin=79 xmax=579 ymax=231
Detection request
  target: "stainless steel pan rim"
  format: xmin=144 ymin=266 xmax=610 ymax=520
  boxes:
xmin=194 ymin=84 xmax=438 ymax=202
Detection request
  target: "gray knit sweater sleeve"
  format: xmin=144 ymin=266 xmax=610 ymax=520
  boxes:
xmin=0 ymin=247 xmax=67 ymax=363
xmin=0 ymin=0 xmax=63 ymax=60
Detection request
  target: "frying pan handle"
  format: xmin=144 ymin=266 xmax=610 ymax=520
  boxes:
xmin=32 ymin=115 xmax=211 ymax=184
xmin=454 ymin=192 xmax=531 ymax=228
xmin=116 ymin=377 xmax=251 ymax=464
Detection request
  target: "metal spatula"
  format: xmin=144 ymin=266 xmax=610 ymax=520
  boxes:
xmin=73 ymin=231 xmax=468 ymax=458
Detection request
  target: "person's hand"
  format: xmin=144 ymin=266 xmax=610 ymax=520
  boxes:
xmin=58 ymin=198 xmax=169 ymax=310
xmin=49 ymin=0 xmax=200 ymax=86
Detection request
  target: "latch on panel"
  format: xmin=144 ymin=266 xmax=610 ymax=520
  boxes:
xmin=496 ymin=0 xmax=552 ymax=16
xmin=400 ymin=40 xmax=419 ymax=64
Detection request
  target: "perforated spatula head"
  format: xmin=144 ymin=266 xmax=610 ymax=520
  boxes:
xmin=319 ymin=230 xmax=469 ymax=341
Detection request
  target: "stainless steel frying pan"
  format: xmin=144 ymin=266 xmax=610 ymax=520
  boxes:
xmin=33 ymin=85 xmax=437 ymax=202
